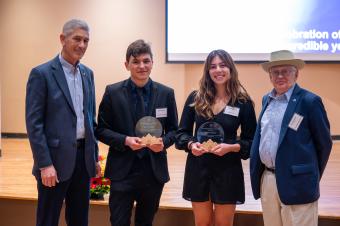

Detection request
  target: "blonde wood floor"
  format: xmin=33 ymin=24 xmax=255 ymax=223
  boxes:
xmin=0 ymin=139 xmax=339 ymax=219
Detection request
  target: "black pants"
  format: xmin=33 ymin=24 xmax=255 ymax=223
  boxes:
xmin=109 ymin=183 xmax=164 ymax=226
xmin=36 ymin=146 xmax=90 ymax=226
xmin=109 ymin=155 xmax=164 ymax=226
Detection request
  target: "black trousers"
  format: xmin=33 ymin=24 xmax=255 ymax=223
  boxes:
xmin=109 ymin=183 xmax=164 ymax=226
xmin=109 ymin=156 xmax=164 ymax=226
xmin=36 ymin=145 xmax=90 ymax=226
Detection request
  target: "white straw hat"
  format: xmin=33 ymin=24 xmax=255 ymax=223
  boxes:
xmin=261 ymin=50 xmax=305 ymax=72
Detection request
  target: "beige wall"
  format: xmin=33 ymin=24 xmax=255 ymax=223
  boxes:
xmin=1 ymin=0 xmax=340 ymax=135
xmin=184 ymin=64 xmax=340 ymax=135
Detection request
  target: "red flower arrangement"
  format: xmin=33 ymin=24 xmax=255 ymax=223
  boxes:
xmin=90 ymin=155 xmax=110 ymax=200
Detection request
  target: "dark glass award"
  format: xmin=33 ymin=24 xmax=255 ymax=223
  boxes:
xmin=197 ymin=121 xmax=224 ymax=151
xmin=135 ymin=116 xmax=163 ymax=145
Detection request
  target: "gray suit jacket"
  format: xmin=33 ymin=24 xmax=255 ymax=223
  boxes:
xmin=26 ymin=55 xmax=98 ymax=182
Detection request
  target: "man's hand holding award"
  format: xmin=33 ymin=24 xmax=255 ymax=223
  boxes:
xmin=135 ymin=116 xmax=164 ymax=152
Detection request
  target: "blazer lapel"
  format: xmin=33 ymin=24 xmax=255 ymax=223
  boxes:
xmin=278 ymin=85 xmax=301 ymax=147
xmin=122 ymin=81 xmax=137 ymax=124
xmin=79 ymin=65 xmax=92 ymax=141
xmin=51 ymin=57 xmax=76 ymax=115
xmin=148 ymin=81 xmax=158 ymax=116
xmin=258 ymin=95 xmax=270 ymax=122
xmin=79 ymin=65 xmax=89 ymax=115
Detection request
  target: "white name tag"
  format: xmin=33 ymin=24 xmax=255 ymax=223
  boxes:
xmin=156 ymin=108 xmax=167 ymax=118
xmin=223 ymin=106 xmax=240 ymax=117
xmin=288 ymin=113 xmax=303 ymax=131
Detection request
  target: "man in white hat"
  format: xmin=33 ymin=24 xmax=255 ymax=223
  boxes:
xmin=250 ymin=50 xmax=332 ymax=226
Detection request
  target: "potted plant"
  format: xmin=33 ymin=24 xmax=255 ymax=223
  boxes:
xmin=90 ymin=155 xmax=110 ymax=200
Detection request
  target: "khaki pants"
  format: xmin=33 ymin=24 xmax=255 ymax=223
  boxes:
xmin=260 ymin=170 xmax=318 ymax=226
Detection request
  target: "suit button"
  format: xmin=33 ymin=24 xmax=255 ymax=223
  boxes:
xmin=74 ymin=142 xmax=77 ymax=148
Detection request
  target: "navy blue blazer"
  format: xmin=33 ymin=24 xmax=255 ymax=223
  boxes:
xmin=26 ymin=55 xmax=98 ymax=182
xmin=250 ymin=84 xmax=332 ymax=205
xmin=95 ymin=79 xmax=178 ymax=184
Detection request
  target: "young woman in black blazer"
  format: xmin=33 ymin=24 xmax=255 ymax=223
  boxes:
xmin=176 ymin=49 xmax=256 ymax=226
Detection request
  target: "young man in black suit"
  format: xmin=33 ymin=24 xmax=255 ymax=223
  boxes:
xmin=96 ymin=39 xmax=178 ymax=226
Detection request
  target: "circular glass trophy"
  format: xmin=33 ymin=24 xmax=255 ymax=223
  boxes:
xmin=135 ymin=116 xmax=163 ymax=145
xmin=197 ymin=121 xmax=224 ymax=151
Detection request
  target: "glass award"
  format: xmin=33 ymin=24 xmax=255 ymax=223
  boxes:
xmin=135 ymin=116 xmax=163 ymax=145
xmin=197 ymin=121 xmax=224 ymax=151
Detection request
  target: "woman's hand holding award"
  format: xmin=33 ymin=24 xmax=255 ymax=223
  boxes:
xmin=197 ymin=121 xmax=224 ymax=153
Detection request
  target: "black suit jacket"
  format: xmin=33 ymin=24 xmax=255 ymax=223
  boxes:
xmin=25 ymin=55 xmax=98 ymax=181
xmin=96 ymin=79 xmax=178 ymax=184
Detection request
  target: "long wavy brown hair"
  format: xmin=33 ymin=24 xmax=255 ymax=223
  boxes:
xmin=193 ymin=49 xmax=252 ymax=119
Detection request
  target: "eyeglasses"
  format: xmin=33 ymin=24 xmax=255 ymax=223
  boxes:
xmin=269 ymin=68 xmax=296 ymax=77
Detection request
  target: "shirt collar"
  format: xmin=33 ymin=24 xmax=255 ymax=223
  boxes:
xmin=129 ymin=78 xmax=152 ymax=94
xmin=269 ymin=84 xmax=295 ymax=101
xmin=59 ymin=54 xmax=79 ymax=74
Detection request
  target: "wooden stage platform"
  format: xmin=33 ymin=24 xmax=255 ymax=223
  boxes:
xmin=0 ymin=138 xmax=340 ymax=225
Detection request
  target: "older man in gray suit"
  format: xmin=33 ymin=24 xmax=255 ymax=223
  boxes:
xmin=26 ymin=19 xmax=100 ymax=226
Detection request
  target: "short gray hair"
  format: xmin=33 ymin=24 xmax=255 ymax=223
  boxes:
xmin=62 ymin=19 xmax=89 ymax=37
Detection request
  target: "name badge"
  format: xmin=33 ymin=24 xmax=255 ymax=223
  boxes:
xmin=223 ymin=106 xmax=240 ymax=117
xmin=288 ymin=113 xmax=303 ymax=131
xmin=156 ymin=108 xmax=167 ymax=118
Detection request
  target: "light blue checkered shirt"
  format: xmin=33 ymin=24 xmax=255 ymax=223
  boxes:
xmin=259 ymin=85 xmax=295 ymax=168
xmin=59 ymin=54 xmax=85 ymax=139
